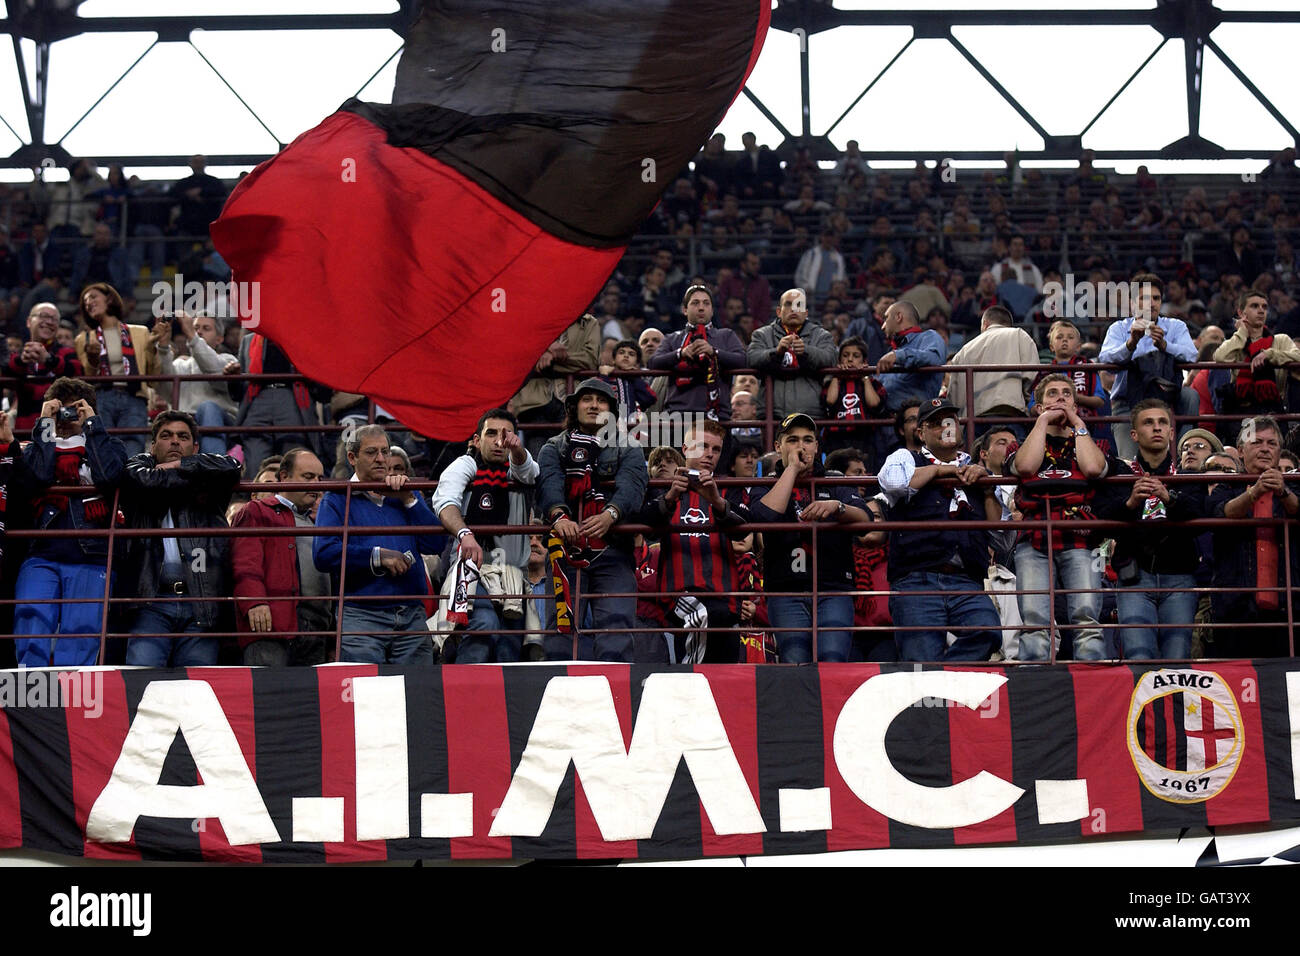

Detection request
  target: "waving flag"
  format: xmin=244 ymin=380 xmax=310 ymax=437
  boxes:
xmin=211 ymin=0 xmax=769 ymax=439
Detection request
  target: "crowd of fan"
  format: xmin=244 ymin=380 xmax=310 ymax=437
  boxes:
xmin=1 ymin=142 xmax=1299 ymax=668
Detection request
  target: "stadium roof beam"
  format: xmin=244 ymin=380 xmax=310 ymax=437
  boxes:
xmin=766 ymin=0 xmax=1299 ymax=162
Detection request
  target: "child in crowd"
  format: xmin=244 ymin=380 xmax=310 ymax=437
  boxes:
xmin=822 ymin=335 xmax=883 ymax=455
xmin=1033 ymin=320 xmax=1112 ymax=455
xmin=599 ymin=338 xmax=657 ymax=426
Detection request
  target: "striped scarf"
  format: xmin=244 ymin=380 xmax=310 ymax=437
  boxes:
xmin=94 ymin=323 xmax=135 ymax=378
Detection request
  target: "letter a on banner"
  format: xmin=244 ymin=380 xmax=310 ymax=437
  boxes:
xmin=86 ymin=681 xmax=278 ymax=845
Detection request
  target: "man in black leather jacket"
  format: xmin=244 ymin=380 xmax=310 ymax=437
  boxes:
xmin=121 ymin=409 xmax=240 ymax=667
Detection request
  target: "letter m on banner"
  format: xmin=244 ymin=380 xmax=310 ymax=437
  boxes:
xmin=490 ymin=674 xmax=766 ymax=842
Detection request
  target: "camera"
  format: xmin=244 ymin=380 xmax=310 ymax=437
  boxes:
xmin=56 ymin=406 xmax=79 ymax=424
xmin=685 ymin=469 xmax=701 ymax=487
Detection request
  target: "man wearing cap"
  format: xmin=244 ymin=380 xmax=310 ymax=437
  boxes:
xmin=1178 ymin=428 xmax=1222 ymax=472
xmin=747 ymin=288 xmax=838 ymax=420
xmin=538 ymin=377 xmax=648 ymax=661
xmin=878 ymin=397 xmax=1002 ymax=662
xmin=749 ymin=411 xmax=870 ymax=663
xmin=1007 ymin=373 xmax=1113 ymax=661
xmin=649 ymin=285 xmax=747 ymax=420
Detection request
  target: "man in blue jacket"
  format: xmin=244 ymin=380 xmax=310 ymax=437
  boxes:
xmin=314 ymin=423 xmax=440 ymax=664
xmin=876 ymin=300 xmax=946 ymax=415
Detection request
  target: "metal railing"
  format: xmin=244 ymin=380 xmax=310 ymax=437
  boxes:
xmin=1 ymin=356 xmax=1297 ymax=666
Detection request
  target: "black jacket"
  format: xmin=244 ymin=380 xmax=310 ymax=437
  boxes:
xmin=1097 ymin=452 xmax=1207 ymax=576
xmin=118 ymin=451 xmax=241 ymax=629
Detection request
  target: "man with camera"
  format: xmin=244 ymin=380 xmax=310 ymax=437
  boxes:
xmin=637 ymin=419 xmax=751 ymax=663
xmin=8 ymin=377 xmax=127 ymax=666
xmin=1098 ymin=273 xmax=1198 ymax=460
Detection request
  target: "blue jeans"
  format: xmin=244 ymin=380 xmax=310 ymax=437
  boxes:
xmin=125 ymin=600 xmax=219 ymax=667
xmin=889 ymin=571 xmax=1002 ymax=662
xmin=1116 ymin=570 xmax=1196 ymax=660
xmin=767 ymin=594 xmax=854 ymax=663
xmin=543 ymin=551 xmax=636 ymax=662
xmin=339 ymin=603 xmax=433 ymax=665
xmin=95 ymin=386 xmax=148 ymax=457
xmin=457 ymin=598 xmax=523 ymax=663
xmin=193 ymin=400 xmax=234 ymax=455
xmin=13 ymin=556 xmax=109 ymax=667
xmin=1015 ymin=542 xmax=1104 ymax=661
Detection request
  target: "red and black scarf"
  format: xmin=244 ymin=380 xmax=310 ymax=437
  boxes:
xmin=1236 ymin=334 xmax=1282 ymax=405
xmin=734 ymin=550 xmax=774 ymax=663
xmin=93 ymin=324 xmax=135 ymax=379
xmin=462 ymin=451 xmax=510 ymax=550
xmin=674 ymin=323 xmax=722 ymax=420
xmin=549 ymin=431 xmax=609 ymax=629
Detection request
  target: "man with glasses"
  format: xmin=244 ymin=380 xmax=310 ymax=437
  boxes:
xmin=313 ymin=424 xmax=440 ymax=664
xmin=1177 ymin=428 xmax=1223 ymax=472
xmin=6 ymin=303 xmax=82 ymax=435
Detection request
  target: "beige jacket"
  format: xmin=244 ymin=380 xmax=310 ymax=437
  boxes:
xmin=1213 ymin=325 xmax=1300 ymax=387
xmin=946 ymin=325 xmax=1040 ymax=416
xmin=511 ymin=314 xmax=601 ymax=415
xmin=75 ymin=323 xmax=160 ymax=401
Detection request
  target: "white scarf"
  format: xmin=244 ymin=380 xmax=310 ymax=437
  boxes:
xmin=921 ymin=445 xmax=970 ymax=513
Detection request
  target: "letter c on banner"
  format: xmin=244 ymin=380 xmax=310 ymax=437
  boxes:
xmin=833 ymin=671 xmax=1024 ymax=829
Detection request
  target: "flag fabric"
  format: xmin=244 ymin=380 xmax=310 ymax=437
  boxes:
xmin=1 ymin=662 xmax=1298 ymax=862
xmin=210 ymin=0 xmax=770 ymax=440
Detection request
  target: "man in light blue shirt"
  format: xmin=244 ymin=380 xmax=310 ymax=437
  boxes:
xmin=1097 ymin=273 xmax=1198 ymax=460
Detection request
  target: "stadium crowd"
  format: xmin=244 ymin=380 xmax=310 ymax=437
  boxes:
xmin=1 ymin=142 xmax=1300 ymax=666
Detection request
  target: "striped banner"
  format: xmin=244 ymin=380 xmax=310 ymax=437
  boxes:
xmin=0 ymin=662 xmax=1297 ymax=862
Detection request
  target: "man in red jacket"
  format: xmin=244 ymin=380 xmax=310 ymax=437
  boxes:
xmin=231 ymin=447 xmax=332 ymax=665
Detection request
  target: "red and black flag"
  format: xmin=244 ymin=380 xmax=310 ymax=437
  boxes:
xmin=211 ymin=0 xmax=769 ymax=440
